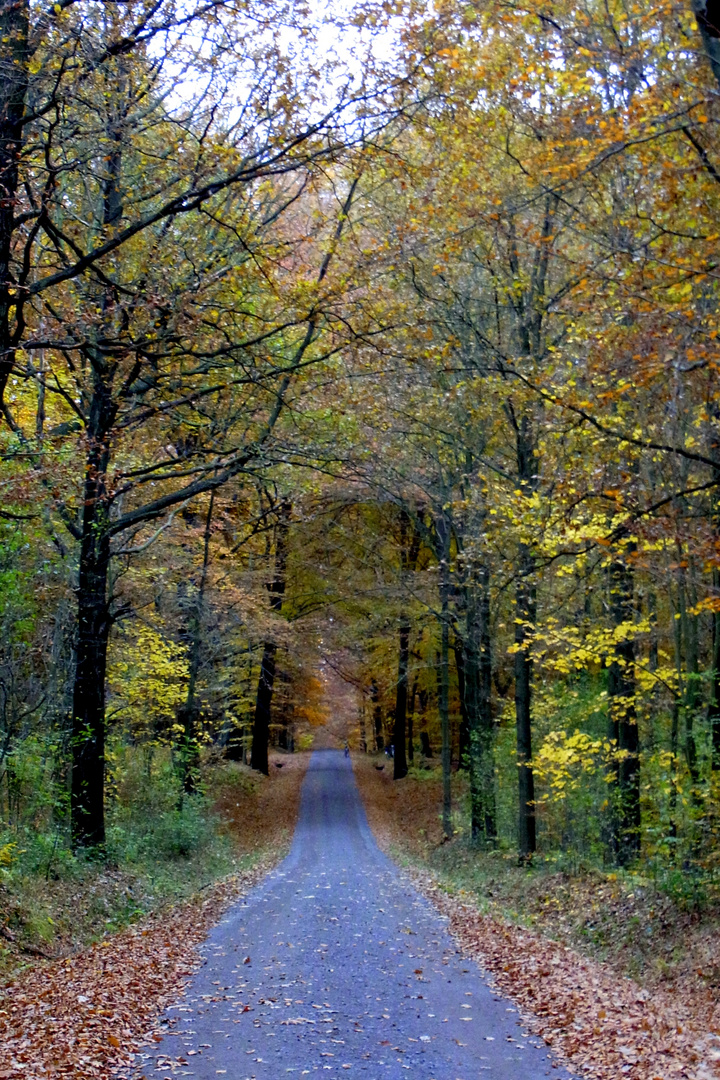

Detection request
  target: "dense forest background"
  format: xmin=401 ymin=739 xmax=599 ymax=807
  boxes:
xmin=3 ymin=0 xmax=720 ymax=921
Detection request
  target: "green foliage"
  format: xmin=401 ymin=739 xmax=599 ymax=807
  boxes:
xmin=105 ymin=744 xmax=226 ymax=865
xmin=0 ymin=745 xmax=236 ymax=963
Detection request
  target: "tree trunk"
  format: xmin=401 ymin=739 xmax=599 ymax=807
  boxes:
xmin=251 ymin=641 xmax=277 ymax=777
xmin=607 ymin=552 xmax=640 ymax=865
xmin=682 ymin=576 xmax=701 ymax=800
xmin=70 ymin=84 xmax=126 ymax=850
xmin=178 ymin=491 xmax=214 ymax=795
xmin=466 ymin=562 xmax=496 ymax=846
xmin=514 ymin=413 xmax=536 ymax=863
xmin=678 ymin=568 xmax=702 ymax=841
xmin=711 ymin=568 xmax=720 ymax=771
xmin=393 ymin=620 xmax=410 ymax=779
xmin=455 ymin=642 xmax=470 ymax=770
xmin=71 ymin=379 xmax=116 ymax=849
xmin=693 ymin=1 xmax=720 ymax=90
xmin=393 ymin=508 xmax=418 ymax=779
xmin=439 ymin=540 xmax=452 ymax=838
xmin=0 ymin=0 xmax=29 ymax=410
xmin=359 ymin=699 xmax=367 ymax=753
xmin=251 ymin=499 xmax=291 ymax=775
xmin=371 ymin=677 xmax=383 ymax=751
xmin=407 ymin=676 xmax=417 ymax=764
xmin=71 ymin=537 xmax=111 ymax=849
xmin=515 ymin=562 xmax=536 ymax=862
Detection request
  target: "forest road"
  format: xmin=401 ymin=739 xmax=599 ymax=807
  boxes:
xmin=134 ymin=750 xmax=574 ymax=1080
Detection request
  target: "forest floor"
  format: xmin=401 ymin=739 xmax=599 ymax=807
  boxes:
xmin=0 ymin=750 xmax=309 ymax=1080
xmin=353 ymin=753 xmax=720 ymax=1080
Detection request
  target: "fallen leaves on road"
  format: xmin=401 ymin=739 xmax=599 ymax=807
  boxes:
xmin=0 ymin=751 xmax=309 ymax=1080
xmin=429 ymin=879 xmax=720 ymax=1080
xmin=0 ymin=861 xmax=272 ymax=1080
xmin=354 ymin=755 xmax=720 ymax=1080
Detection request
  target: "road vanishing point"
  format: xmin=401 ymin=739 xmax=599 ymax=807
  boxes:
xmin=134 ymin=750 xmax=573 ymax=1080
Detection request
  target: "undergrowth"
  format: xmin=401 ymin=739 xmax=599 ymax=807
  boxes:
xmin=0 ymin=745 xmax=262 ymax=975
xmin=356 ymin=754 xmax=720 ymax=998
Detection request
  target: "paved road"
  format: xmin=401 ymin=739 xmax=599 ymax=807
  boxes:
xmin=137 ymin=751 xmax=571 ymax=1080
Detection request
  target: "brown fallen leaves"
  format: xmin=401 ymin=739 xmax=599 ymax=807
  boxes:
xmin=430 ymin=882 xmax=720 ymax=1080
xmin=0 ymin=861 xmax=272 ymax=1079
xmin=354 ymin=755 xmax=720 ymax=1080
xmin=0 ymin=751 xmax=309 ymax=1080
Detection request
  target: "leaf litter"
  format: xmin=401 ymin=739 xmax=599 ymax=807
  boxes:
xmin=0 ymin=752 xmax=308 ymax=1080
xmin=354 ymin=755 xmax=720 ymax=1080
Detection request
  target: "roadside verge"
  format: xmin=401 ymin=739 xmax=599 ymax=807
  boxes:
xmin=353 ymin=754 xmax=720 ymax=1080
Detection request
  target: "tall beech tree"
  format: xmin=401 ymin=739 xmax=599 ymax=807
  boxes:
xmin=0 ymin=1 xmax=389 ymax=847
xmin=251 ymin=497 xmax=291 ymax=776
xmin=392 ymin=508 xmax=420 ymax=780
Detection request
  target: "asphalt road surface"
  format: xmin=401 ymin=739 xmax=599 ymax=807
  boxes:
xmin=137 ymin=750 xmax=572 ymax=1080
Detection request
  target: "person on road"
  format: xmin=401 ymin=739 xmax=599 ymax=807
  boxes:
xmin=344 ymin=742 xmax=350 ymax=758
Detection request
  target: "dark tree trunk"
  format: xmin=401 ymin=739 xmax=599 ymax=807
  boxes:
xmin=683 ymin=577 xmax=701 ymax=799
xmin=0 ymin=0 xmax=29 ymax=409
xmin=393 ymin=620 xmax=409 ymax=779
xmin=677 ymin=569 xmax=702 ymax=837
xmin=251 ymin=500 xmax=291 ymax=776
xmin=251 ymin=640 xmax=277 ymax=777
xmin=466 ymin=562 xmax=496 ymax=846
xmin=607 ymin=552 xmax=640 ymax=865
xmin=418 ymin=689 xmax=430 ymax=757
xmin=393 ymin=508 xmax=418 ymax=780
xmin=70 ymin=91 xmax=126 ymax=850
xmin=371 ymin=678 xmax=383 ymax=751
xmin=178 ymin=492 xmax=214 ymax=795
xmin=711 ymin=569 xmax=720 ymax=770
xmin=513 ymin=413 xmax=536 ymax=863
xmin=669 ymin=596 xmax=682 ymax=841
xmin=455 ymin=642 xmax=470 ymax=769
xmin=71 ymin=376 xmax=117 ymax=849
xmin=515 ymin=563 xmax=536 ymax=862
xmin=437 ymin=525 xmax=452 ymax=838
xmin=693 ymin=1 xmax=720 ymax=91
xmin=359 ymin=700 xmax=367 ymax=753
xmin=407 ymin=676 xmax=417 ymax=764
xmin=71 ymin=534 xmax=111 ymax=850
xmin=709 ymin=458 xmax=720 ymax=770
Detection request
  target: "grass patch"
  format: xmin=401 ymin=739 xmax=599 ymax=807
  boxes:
xmin=354 ymin=752 xmax=720 ymax=1003
xmin=0 ymin=747 xmax=307 ymax=978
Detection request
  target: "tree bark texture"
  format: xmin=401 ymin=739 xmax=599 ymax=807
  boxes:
xmin=371 ymin=678 xmax=383 ymax=751
xmin=454 ymin=642 xmax=470 ymax=770
xmin=0 ymin=0 xmax=29 ymax=407
xmin=393 ymin=509 xmax=419 ymax=780
xmin=393 ymin=620 xmax=410 ymax=779
xmin=466 ymin=562 xmax=496 ymax=845
xmin=438 ymin=524 xmax=452 ymax=838
xmin=178 ymin=491 xmax=214 ymax=794
xmin=71 ymin=376 xmax=117 ymax=849
xmin=251 ymin=641 xmax=277 ymax=777
xmin=693 ymin=1 xmax=720 ymax=90
xmin=514 ymin=412 xmax=536 ymax=863
xmin=607 ymin=552 xmax=640 ymax=865
xmin=711 ymin=572 xmax=720 ymax=770
xmin=70 ymin=111 xmax=125 ymax=848
xmin=251 ymin=500 xmax=290 ymax=775
xmin=407 ymin=676 xmax=417 ymax=764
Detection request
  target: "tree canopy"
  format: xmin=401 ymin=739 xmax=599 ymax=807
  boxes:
xmin=2 ymin=0 xmax=720 ymax=889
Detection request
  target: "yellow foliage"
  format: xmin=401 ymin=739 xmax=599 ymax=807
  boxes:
xmin=108 ymin=625 xmax=188 ymax=739
xmin=533 ymin=730 xmax=614 ymax=802
xmin=0 ymin=842 xmax=19 ymax=868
